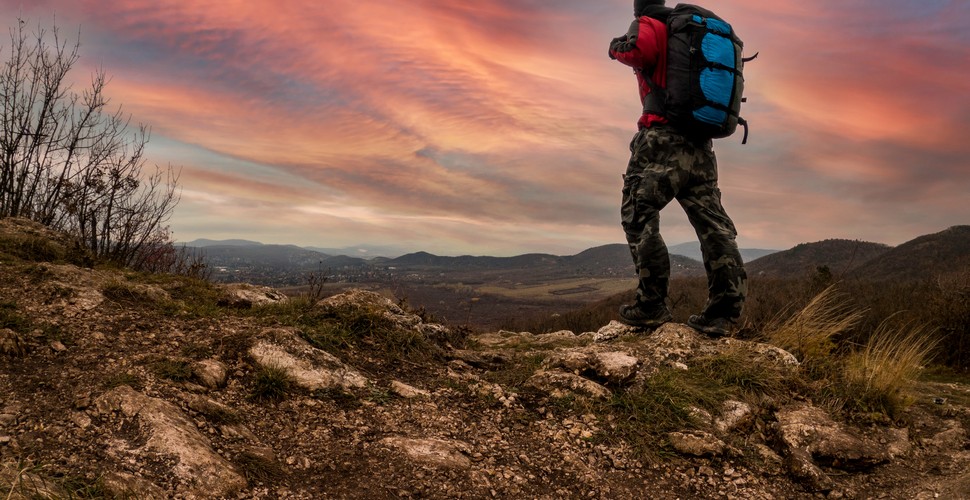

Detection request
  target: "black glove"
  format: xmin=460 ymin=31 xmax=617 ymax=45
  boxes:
xmin=609 ymin=36 xmax=627 ymax=59
xmin=609 ymin=20 xmax=641 ymax=59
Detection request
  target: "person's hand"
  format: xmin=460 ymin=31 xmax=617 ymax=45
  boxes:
xmin=609 ymin=35 xmax=628 ymax=59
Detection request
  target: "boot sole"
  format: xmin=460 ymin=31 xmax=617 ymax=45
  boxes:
xmin=618 ymin=313 xmax=673 ymax=329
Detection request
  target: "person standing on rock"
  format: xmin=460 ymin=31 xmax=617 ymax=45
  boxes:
xmin=608 ymin=0 xmax=747 ymax=337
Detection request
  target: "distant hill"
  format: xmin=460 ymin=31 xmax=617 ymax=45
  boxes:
xmin=197 ymin=244 xmax=368 ymax=270
xmin=848 ymin=226 xmax=970 ymax=281
xmin=183 ymin=238 xmax=263 ymax=247
xmin=305 ymin=244 xmax=409 ymax=259
xmin=184 ymin=228 xmax=968 ymax=285
xmin=385 ymin=245 xmax=704 ymax=278
xmin=746 ymin=239 xmax=892 ymax=278
xmin=563 ymin=244 xmax=704 ymax=278
xmin=667 ymin=241 xmax=779 ymax=263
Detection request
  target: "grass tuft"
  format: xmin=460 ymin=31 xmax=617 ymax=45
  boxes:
xmin=842 ymin=317 xmax=939 ymax=416
xmin=235 ymin=451 xmax=284 ymax=484
xmin=250 ymin=365 xmax=295 ymax=403
xmin=763 ymin=285 xmax=865 ymax=362
xmin=151 ymin=358 xmax=194 ymax=382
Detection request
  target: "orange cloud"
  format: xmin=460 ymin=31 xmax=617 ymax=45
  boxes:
xmin=3 ymin=0 xmax=967 ymax=254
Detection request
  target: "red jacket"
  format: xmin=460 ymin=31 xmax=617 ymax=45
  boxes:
xmin=610 ymin=16 xmax=668 ymax=129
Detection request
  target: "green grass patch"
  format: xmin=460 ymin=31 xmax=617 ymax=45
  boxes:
xmin=252 ymin=299 xmax=445 ymax=368
xmin=235 ymin=451 xmax=284 ymax=484
xmin=181 ymin=341 xmax=213 ymax=359
xmin=101 ymin=281 xmax=145 ymax=303
xmin=150 ymin=358 xmax=194 ymax=382
xmin=103 ymin=372 xmax=143 ymax=390
xmin=0 ymin=301 xmax=31 ymax=334
xmin=541 ymin=349 xmax=796 ymax=463
xmin=0 ymin=233 xmax=66 ymax=263
xmin=250 ymin=365 xmax=295 ymax=403
xmin=484 ymin=353 xmax=547 ymax=389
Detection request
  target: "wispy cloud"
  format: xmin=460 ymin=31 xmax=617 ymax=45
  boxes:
xmin=3 ymin=0 xmax=968 ymax=254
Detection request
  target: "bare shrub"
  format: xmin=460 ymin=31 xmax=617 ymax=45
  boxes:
xmin=0 ymin=17 xmax=180 ymax=270
xmin=303 ymin=268 xmax=329 ymax=307
xmin=932 ymin=269 xmax=970 ymax=368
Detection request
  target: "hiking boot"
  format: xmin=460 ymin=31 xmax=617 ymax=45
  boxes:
xmin=618 ymin=303 xmax=673 ymax=329
xmin=687 ymin=314 xmax=734 ymax=338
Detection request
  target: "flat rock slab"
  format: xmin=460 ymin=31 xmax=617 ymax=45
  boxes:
xmin=526 ymin=370 xmax=611 ymax=399
xmin=775 ymin=404 xmax=893 ymax=470
xmin=381 ymin=437 xmax=472 ymax=469
xmin=544 ymin=348 xmax=641 ymax=385
xmin=95 ymin=385 xmax=246 ymax=498
xmin=217 ymin=283 xmax=288 ymax=308
xmin=249 ymin=327 xmax=368 ymax=391
xmin=668 ymin=431 xmax=726 ymax=457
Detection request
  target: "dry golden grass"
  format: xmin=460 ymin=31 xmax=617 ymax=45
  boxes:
xmin=762 ymin=285 xmax=866 ymax=362
xmin=842 ymin=317 xmax=939 ymax=414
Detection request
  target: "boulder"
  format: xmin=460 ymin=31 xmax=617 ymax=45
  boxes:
xmin=775 ymin=404 xmax=892 ymax=470
xmin=543 ymin=348 xmax=641 ymax=385
xmin=668 ymin=431 xmax=725 ymax=457
xmin=192 ymin=359 xmax=229 ymax=389
xmin=715 ymin=400 xmax=753 ymax=434
xmin=526 ymin=371 xmax=611 ymax=400
xmin=381 ymin=437 xmax=472 ymax=469
xmin=593 ymin=321 xmax=636 ymax=343
xmin=319 ymin=289 xmax=454 ymax=342
xmin=390 ymin=380 xmax=430 ymax=399
xmin=94 ymin=385 xmax=246 ymax=498
xmin=217 ymin=283 xmax=288 ymax=308
xmin=590 ymin=351 xmax=641 ymax=384
xmin=248 ymin=327 xmax=368 ymax=391
xmin=0 ymin=328 xmax=26 ymax=357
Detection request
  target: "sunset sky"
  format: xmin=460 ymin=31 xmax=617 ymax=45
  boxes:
xmin=3 ymin=0 xmax=968 ymax=256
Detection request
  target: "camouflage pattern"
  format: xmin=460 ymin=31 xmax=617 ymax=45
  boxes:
xmin=621 ymin=125 xmax=747 ymax=320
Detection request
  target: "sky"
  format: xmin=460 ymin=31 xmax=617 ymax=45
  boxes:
xmin=2 ymin=0 xmax=968 ymax=257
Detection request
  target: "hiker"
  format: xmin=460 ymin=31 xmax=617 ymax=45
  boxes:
xmin=608 ymin=0 xmax=748 ymax=337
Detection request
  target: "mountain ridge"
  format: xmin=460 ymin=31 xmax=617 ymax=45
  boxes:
xmin=184 ymin=227 xmax=968 ymax=286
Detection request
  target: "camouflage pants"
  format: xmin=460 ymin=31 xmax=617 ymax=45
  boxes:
xmin=621 ymin=126 xmax=747 ymax=320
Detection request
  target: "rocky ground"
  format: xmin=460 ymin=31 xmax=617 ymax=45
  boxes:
xmin=1 ymin=218 xmax=969 ymax=499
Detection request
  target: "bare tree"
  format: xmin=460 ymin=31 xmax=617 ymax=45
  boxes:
xmin=0 ymin=17 xmax=180 ymax=268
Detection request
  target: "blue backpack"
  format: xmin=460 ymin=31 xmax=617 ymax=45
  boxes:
xmin=643 ymin=4 xmax=756 ymax=143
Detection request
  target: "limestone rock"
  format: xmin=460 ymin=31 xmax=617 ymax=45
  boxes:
xmin=319 ymin=289 xmax=454 ymax=342
xmin=217 ymin=283 xmax=288 ymax=308
xmin=526 ymin=371 xmax=611 ymax=399
xmin=0 ymin=328 xmax=26 ymax=357
xmin=668 ymin=431 xmax=725 ymax=457
xmin=590 ymin=351 xmax=640 ymax=384
xmin=381 ymin=436 xmax=472 ymax=469
xmin=715 ymin=400 xmax=753 ymax=434
xmin=390 ymin=380 xmax=430 ymax=399
xmin=593 ymin=321 xmax=636 ymax=343
xmin=720 ymin=338 xmax=800 ymax=368
xmin=639 ymin=323 xmax=704 ymax=367
xmin=94 ymin=385 xmax=246 ymax=498
xmin=248 ymin=327 xmax=368 ymax=391
xmin=472 ymin=329 xmax=585 ymax=349
xmin=785 ymin=448 xmax=835 ymax=493
xmin=775 ymin=404 xmax=890 ymax=470
xmin=924 ymin=420 xmax=966 ymax=450
xmin=192 ymin=359 xmax=229 ymax=389
xmin=101 ymin=472 xmax=169 ymax=499
xmin=752 ymin=443 xmax=785 ymax=472
xmin=543 ymin=348 xmax=640 ymax=385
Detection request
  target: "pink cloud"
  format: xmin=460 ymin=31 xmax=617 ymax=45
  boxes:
xmin=2 ymin=0 xmax=967 ymax=254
